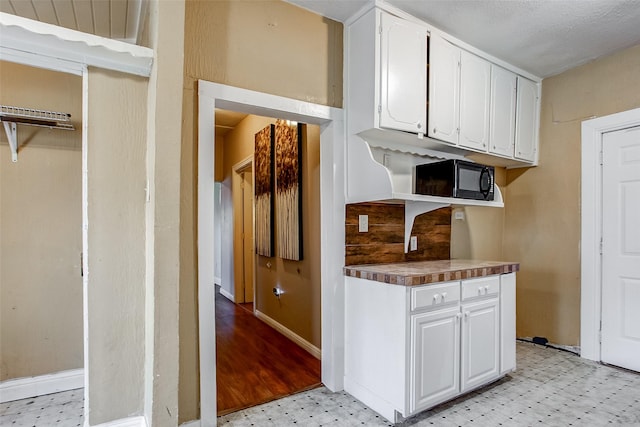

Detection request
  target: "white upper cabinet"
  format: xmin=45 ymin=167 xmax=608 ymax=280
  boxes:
xmin=489 ymin=65 xmax=517 ymax=157
xmin=515 ymin=76 xmax=539 ymax=162
xmin=345 ymin=5 xmax=541 ymax=176
xmin=428 ymin=34 xmax=460 ymax=145
xmin=379 ymin=12 xmax=427 ymax=133
xmin=459 ymin=51 xmax=491 ymax=151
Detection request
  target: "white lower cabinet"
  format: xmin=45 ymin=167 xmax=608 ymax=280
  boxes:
xmin=461 ymin=297 xmax=500 ymax=391
xmin=410 ymin=306 xmax=461 ymax=413
xmin=345 ymin=273 xmax=515 ymax=423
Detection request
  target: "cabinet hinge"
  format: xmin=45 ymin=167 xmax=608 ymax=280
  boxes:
xmin=599 ymin=150 xmax=603 ymax=165
xmin=379 ymin=25 xmax=383 ymax=35
xmin=599 ymin=238 xmax=603 ymax=255
xmin=378 ymin=105 xmax=382 ymax=114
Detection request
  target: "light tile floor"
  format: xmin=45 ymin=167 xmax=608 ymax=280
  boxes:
xmin=2 ymin=343 xmax=639 ymax=426
xmin=0 ymin=388 xmax=83 ymax=426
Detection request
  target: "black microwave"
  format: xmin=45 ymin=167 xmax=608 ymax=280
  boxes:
xmin=415 ymin=159 xmax=494 ymax=201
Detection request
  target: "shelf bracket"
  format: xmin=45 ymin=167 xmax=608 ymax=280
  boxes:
xmin=405 ymin=200 xmax=448 ymax=253
xmin=3 ymin=121 xmax=18 ymax=162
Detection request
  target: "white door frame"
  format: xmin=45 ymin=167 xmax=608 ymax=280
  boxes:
xmin=231 ymin=156 xmax=254 ymax=304
xmin=580 ymin=107 xmax=640 ymax=361
xmin=197 ymin=81 xmax=345 ymax=426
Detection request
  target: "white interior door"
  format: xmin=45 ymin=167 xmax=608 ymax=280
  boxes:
xmin=601 ymin=125 xmax=640 ymax=372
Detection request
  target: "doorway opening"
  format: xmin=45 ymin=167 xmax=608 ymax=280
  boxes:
xmin=232 ymin=158 xmax=255 ymax=309
xmin=214 ymin=110 xmax=323 ymax=415
xmin=198 ymin=82 xmax=345 ymax=425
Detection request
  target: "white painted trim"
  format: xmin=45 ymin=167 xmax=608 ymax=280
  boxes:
xmin=580 ymin=107 xmax=640 ymax=361
xmin=198 ymin=81 xmax=345 ymax=427
xmin=255 ymin=310 xmax=322 ymax=360
xmin=214 ymin=276 xmax=222 ymax=286
xmin=0 ymin=12 xmax=153 ymax=77
xmin=179 ymin=420 xmax=201 ymax=427
xmin=219 ymin=287 xmax=235 ymax=302
xmin=81 ymin=66 xmax=91 ymax=425
xmin=0 ymin=369 xmax=84 ymax=403
xmin=92 ymin=415 xmax=147 ymax=427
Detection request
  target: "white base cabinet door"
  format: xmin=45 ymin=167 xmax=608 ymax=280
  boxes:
xmin=461 ymin=297 xmax=500 ymax=392
xmin=410 ymin=306 xmax=461 ymax=413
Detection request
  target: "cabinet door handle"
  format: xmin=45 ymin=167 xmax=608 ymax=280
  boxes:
xmin=478 ymin=287 xmax=483 ymax=295
xmin=456 ymin=313 xmax=462 ymax=322
xmin=433 ymin=294 xmax=439 ymax=303
xmin=441 ymin=292 xmax=447 ymax=301
xmin=484 ymin=286 xmax=490 ymax=294
xmin=464 ymin=311 xmax=470 ymax=319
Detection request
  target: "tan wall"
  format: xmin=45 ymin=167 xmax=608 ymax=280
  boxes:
xmin=451 ymin=167 xmax=507 ymax=261
xmin=0 ymin=62 xmax=83 ymax=381
xmin=180 ymin=1 xmax=343 ymax=421
xmin=504 ymin=44 xmax=640 ymax=346
xmin=86 ymin=68 xmax=148 ymax=424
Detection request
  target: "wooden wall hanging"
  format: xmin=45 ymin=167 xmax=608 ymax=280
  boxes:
xmin=275 ymin=120 xmax=303 ymax=261
xmin=255 ymin=124 xmax=275 ymax=257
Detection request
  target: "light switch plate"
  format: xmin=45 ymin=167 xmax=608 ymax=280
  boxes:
xmin=359 ymin=215 xmax=368 ymax=232
xmin=410 ymin=235 xmax=418 ymax=251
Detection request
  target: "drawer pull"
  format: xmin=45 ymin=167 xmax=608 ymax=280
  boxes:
xmin=441 ymin=292 xmax=447 ymax=301
xmin=484 ymin=286 xmax=490 ymax=294
xmin=433 ymin=294 xmax=439 ymax=303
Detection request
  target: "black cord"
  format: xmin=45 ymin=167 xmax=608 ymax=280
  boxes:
xmin=516 ymin=337 xmax=581 ymax=356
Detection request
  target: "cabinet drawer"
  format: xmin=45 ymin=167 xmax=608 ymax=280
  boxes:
xmin=462 ymin=276 xmax=500 ymax=301
xmin=411 ymin=281 xmax=460 ymax=312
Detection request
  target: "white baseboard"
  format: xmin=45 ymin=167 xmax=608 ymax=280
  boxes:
xmin=0 ymin=368 xmax=84 ymax=403
xmin=214 ymin=276 xmax=222 ymax=286
xmin=219 ymin=287 xmax=235 ymax=302
xmin=255 ymin=310 xmax=321 ymax=359
xmin=93 ymin=415 xmax=147 ymax=427
xmin=179 ymin=420 xmax=200 ymax=427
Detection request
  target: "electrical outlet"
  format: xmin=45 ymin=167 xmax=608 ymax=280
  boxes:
xmin=359 ymin=215 xmax=368 ymax=232
xmin=410 ymin=235 xmax=418 ymax=251
xmin=454 ymin=210 xmax=465 ymax=221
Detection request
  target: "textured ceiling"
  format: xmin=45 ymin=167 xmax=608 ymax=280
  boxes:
xmin=0 ymin=0 xmax=145 ymax=43
xmin=286 ymin=0 xmax=640 ymax=78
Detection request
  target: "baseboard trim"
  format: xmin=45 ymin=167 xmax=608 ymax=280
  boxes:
xmin=219 ymin=287 xmax=235 ymax=302
xmin=255 ymin=310 xmax=321 ymax=359
xmin=0 ymin=368 xmax=84 ymax=403
xmin=179 ymin=420 xmax=200 ymax=427
xmin=93 ymin=415 xmax=147 ymax=427
xmin=214 ymin=276 xmax=222 ymax=286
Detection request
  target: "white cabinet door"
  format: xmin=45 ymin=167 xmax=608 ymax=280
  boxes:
xmin=459 ymin=51 xmax=491 ymax=151
xmin=500 ymin=273 xmax=516 ymax=374
xmin=428 ymin=35 xmax=460 ymax=145
xmin=461 ymin=297 xmax=500 ymax=392
xmin=410 ymin=306 xmax=461 ymax=413
xmin=379 ymin=12 xmax=427 ymax=134
xmin=514 ymin=76 xmax=538 ymax=162
xmin=490 ymin=65 xmax=517 ymax=157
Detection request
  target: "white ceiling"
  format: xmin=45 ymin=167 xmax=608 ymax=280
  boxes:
xmin=4 ymin=1 xmax=639 ymax=78
xmin=0 ymin=0 xmax=145 ymax=43
xmin=287 ymin=0 xmax=640 ymax=78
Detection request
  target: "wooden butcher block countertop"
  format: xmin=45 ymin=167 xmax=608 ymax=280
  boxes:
xmin=343 ymin=259 xmax=520 ymax=286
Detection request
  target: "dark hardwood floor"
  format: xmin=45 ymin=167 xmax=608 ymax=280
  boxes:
xmin=215 ymin=289 xmax=321 ymax=416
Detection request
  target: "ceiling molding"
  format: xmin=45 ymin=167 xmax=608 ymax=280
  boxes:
xmin=0 ymin=12 xmax=153 ymax=77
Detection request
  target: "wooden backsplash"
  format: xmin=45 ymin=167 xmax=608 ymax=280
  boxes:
xmin=345 ymin=203 xmax=451 ymax=266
